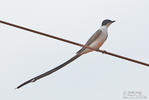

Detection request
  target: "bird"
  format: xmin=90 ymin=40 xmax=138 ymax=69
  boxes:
xmin=16 ymin=19 xmax=115 ymax=89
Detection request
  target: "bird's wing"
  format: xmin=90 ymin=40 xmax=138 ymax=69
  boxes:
xmin=77 ymin=29 xmax=102 ymax=54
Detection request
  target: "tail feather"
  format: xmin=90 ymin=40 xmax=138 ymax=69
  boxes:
xmin=16 ymin=54 xmax=81 ymax=89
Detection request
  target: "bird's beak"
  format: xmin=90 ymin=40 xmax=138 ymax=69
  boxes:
xmin=111 ymin=20 xmax=116 ymax=23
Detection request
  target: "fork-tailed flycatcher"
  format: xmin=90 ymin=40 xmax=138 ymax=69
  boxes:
xmin=16 ymin=19 xmax=115 ymax=89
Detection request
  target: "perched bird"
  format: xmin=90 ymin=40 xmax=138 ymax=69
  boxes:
xmin=16 ymin=19 xmax=115 ymax=89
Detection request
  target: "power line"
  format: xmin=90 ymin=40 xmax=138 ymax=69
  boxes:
xmin=0 ymin=20 xmax=148 ymax=66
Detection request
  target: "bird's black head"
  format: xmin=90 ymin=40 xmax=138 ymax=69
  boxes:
xmin=101 ymin=19 xmax=115 ymax=26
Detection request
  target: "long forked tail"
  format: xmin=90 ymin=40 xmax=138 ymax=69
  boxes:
xmin=16 ymin=54 xmax=81 ymax=89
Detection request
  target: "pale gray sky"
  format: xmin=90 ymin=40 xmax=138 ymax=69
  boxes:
xmin=0 ymin=0 xmax=149 ymax=100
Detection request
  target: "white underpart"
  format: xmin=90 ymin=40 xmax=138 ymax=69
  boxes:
xmin=82 ymin=25 xmax=108 ymax=54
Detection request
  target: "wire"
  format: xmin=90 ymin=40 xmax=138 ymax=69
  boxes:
xmin=0 ymin=20 xmax=148 ymax=66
